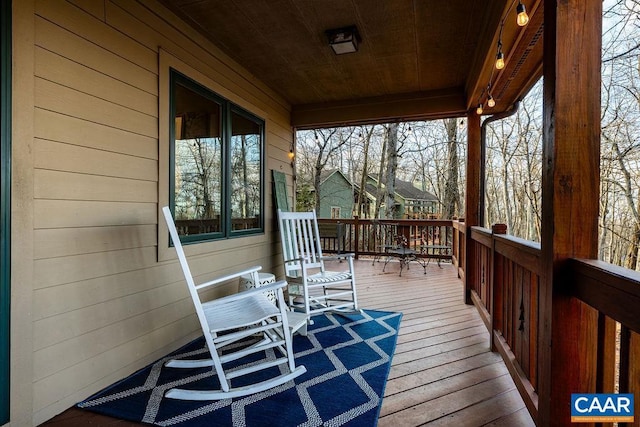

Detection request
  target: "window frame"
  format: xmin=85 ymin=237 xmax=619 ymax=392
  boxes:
xmin=330 ymin=206 xmax=341 ymax=219
xmin=0 ymin=0 xmax=10 ymax=422
xmin=168 ymin=68 xmax=265 ymax=245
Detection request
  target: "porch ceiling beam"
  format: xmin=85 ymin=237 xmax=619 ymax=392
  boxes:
xmin=464 ymin=0 xmax=510 ymax=110
xmin=291 ymin=88 xmax=466 ymax=129
xmin=465 ymin=0 xmax=544 ymax=112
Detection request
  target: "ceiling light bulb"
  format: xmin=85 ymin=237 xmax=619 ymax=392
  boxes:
xmin=496 ymin=51 xmax=505 ymax=70
xmin=516 ymin=2 xmax=529 ymax=26
xmin=476 ymin=104 xmax=483 ymax=115
xmin=487 ymin=96 xmax=496 ymax=108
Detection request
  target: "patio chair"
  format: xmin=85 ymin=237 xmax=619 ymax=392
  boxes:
xmin=161 ymin=206 xmax=306 ymax=400
xmin=370 ymin=221 xmax=399 ymax=265
xmin=277 ymin=209 xmax=359 ymax=321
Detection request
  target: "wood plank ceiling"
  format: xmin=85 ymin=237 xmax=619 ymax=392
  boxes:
xmin=160 ymin=0 xmax=543 ymax=128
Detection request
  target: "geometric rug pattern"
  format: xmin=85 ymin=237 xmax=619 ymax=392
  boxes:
xmin=78 ymin=309 xmax=402 ymax=426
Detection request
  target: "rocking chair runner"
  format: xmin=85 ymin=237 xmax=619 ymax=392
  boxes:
xmin=277 ymin=210 xmax=359 ymax=319
xmin=161 ymin=206 xmax=306 ymax=400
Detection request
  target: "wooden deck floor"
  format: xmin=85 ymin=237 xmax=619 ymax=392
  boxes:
xmin=42 ymin=259 xmax=535 ymax=427
xmin=355 ymin=258 xmax=535 ymax=427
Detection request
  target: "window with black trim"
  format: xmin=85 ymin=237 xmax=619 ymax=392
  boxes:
xmin=170 ymin=70 xmax=264 ymax=242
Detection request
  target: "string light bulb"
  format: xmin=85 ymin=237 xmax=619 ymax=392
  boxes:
xmin=516 ymin=1 xmax=529 ymax=26
xmin=476 ymin=103 xmax=484 ymax=115
xmin=288 ymin=149 xmax=295 ymax=161
xmin=496 ymin=50 xmax=505 ymax=70
xmin=487 ymin=95 xmax=496 ymax=108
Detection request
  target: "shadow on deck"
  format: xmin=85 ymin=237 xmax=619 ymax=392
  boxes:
xmin=42 ymin=259 xmax=534 ymax=427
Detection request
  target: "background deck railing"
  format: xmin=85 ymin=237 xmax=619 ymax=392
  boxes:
xmin=452 ymin=222 xmax=640 ymax=424
xmin=316 ymin=217 xmax=454 ymax=263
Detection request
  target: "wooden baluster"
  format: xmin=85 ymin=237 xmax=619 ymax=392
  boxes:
xmin=490 ymin=224 xmax=507 ymax=350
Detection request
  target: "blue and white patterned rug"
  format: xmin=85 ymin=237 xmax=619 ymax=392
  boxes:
xmin=78 ymin=309 xmax=402 ymax=426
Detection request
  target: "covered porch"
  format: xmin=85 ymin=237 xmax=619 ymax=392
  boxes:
xmin=4 ymin=0 xmax=623 ymax=425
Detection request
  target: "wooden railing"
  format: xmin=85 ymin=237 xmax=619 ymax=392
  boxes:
xmin=316 ymin=217 xmax=454 ymax=262
xmin=570 ymin=259 xmax=640 ymax=411
xmin=465 ymin=225 xmax=541 ymax=419
xmin=452 ymin=223 xmax=640 ymax=425
xmin=318 ymin=218 xmax=640 ymax=424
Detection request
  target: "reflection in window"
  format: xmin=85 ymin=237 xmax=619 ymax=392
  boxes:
xmin=173 ymin=83 xmax=222 ymax=237
xmin=231 ymin=111 xmax=261 ymax=231
xmin=170 ymin=70 xmax=264 ymax=242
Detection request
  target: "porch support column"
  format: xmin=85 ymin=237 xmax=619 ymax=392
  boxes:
xmin=464 ymin=111 xmax=481 ymax=305
xmin=538 ymin=0 xmax=602 ymax=425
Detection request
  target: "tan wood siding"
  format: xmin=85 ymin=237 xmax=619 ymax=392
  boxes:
xmin=67 ymin=0 xmax=106 ymax=22
xmin=35 ymin=0 xmax=158 ymax=73
xmin=35 ymin=17 xmax=157 ymax=94
xmin=34 ymin=224 xmax=158 ymax=260
xmin=35 ymin=109 xmax=158 ymax=160
xmin=35 ymin=78 xmax=157 ymax=138
xmin=35 ymin=47 xmax=157 ymax=117
xmin=34 ymin=139 xmax=158 ymax=181
xmin=35 ymin=170 xmax=157 ymax=203
xmin=24 ymin=0 xmax=294 ymax=423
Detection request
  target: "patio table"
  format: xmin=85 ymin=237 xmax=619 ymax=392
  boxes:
xmin=382 ymin=247 xmax=427 ymax=276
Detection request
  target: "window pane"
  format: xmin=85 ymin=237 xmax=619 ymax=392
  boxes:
xmin=230 ymin=111 xmax=262 ymax=231
xmin=173 ymin=82 xmax=223 ymax=237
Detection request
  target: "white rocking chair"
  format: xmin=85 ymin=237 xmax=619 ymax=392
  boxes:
xmin=162 ymin=206 xmax=306 ymax=400
xmin=277 ymin=210 xmax=359 ymax=320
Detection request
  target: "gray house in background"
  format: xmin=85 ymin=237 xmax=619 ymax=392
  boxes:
xmin=318 ymin=169 xmax=354 ymax=219
xmin=317 ymin=172 xmax=440 ymax=220
xmin=394 ymin=178 xmax=439 ymax=219
xmin=364 ymin=175 xmax=440 ymax=219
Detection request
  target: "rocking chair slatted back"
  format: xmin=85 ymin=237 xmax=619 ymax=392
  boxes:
xmin=281 ymin=211 xmax=325 ymax=274
xmin=278 ymin=209 xmax=359 ymax=320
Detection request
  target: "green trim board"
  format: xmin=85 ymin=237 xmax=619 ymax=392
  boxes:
xmin=272 ymin=170 xmax=289 ymax=212
xmin=0 ymin=0 xmax=11 ymax=423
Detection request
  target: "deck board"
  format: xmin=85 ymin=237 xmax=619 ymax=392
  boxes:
xmin=41 ymin=259 xmax=535 ymax=426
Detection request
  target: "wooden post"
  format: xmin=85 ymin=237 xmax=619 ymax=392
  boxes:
xmin=464 ymin=112 xmax=481 ymax=304
xmin=538 ymin=0 xmax=602 ymax=425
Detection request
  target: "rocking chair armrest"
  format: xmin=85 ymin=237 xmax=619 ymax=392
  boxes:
xmin=194 ymin=265 xmax=263 ymax=291
xmin=321 ymin=253 xmax=355 ymax=261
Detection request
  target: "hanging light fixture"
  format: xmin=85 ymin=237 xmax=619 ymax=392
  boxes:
xmin=476 ymin=103 xmax=484 ymax=115
xmin=487 ymin=95 xmax=496 ymax=108
xmin=516 ymin=1 xmax=529 ymax=26
xmin=496 ymin=49 xmax=505 ymax=70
